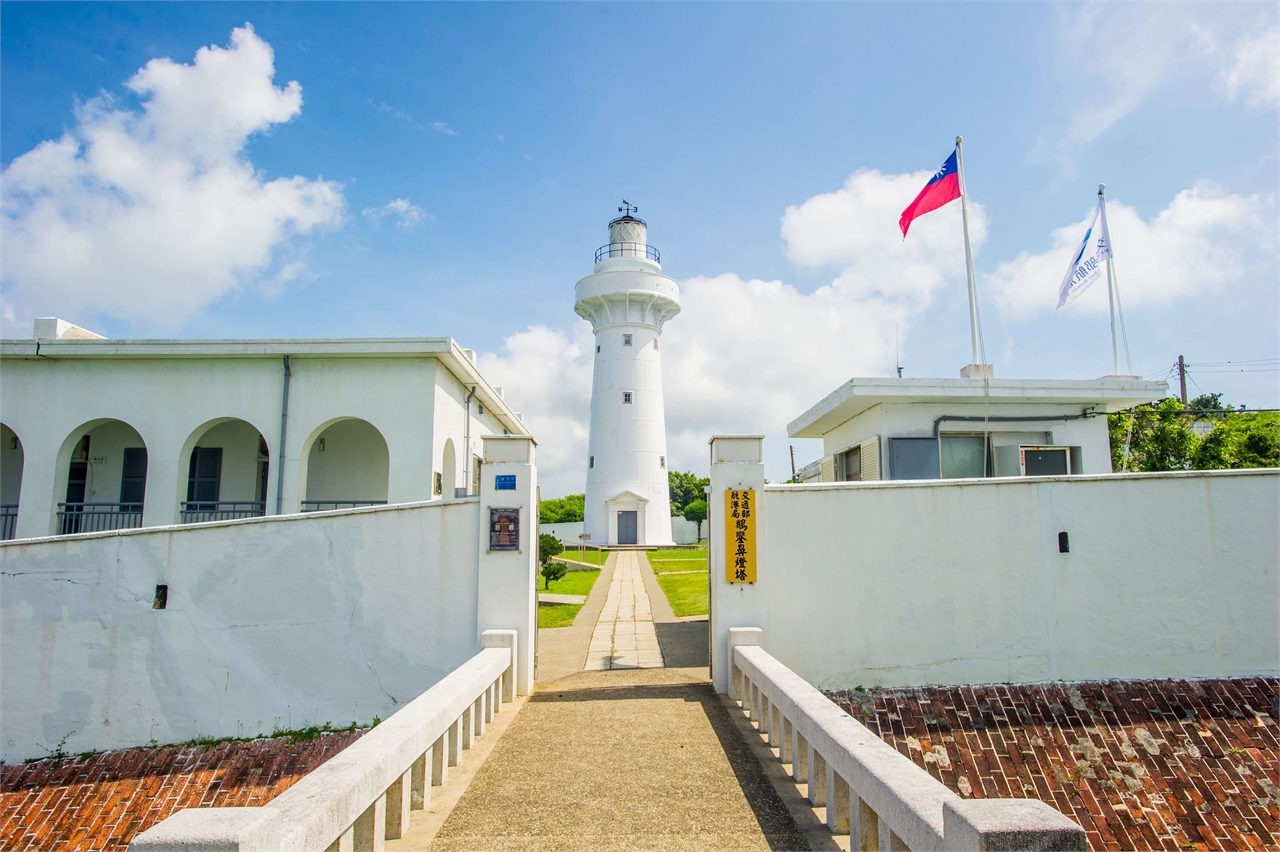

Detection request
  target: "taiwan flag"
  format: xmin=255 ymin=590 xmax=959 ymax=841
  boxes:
xmin=899 ymin=151 xmax=961 ymax=237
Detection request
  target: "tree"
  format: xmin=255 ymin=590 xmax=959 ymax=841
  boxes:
xmin=1108 ymin=396 xmax=1278 ymax=472
xmin=539 ymin=493 xmax=584 ymax=524
xmin=538 ymin=533 xmax=566 ymax=590
xmin=668 ymin=470 xmax=709 ymax=516
xmin=682 ymin=499 xmax=707 ymax=542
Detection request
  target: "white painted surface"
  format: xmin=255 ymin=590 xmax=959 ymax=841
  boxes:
xmin=129 ymin=637 xmax=515 ymax=852
xmin=1 ymin=423 xmax=25 ymax=506
xmin=710 ymin=437 xmax=1279 ymax=691
xmin=304 ymin=418 xmax=390 ymax=503
xmin=0 ymin=338 xmax=526 ymax=538
xmin=188 ymin=419 xmax=266 ymax=504
xmin=0 ymin=499 xmax=511 ymax=763
xmin=576 ymin=217 xmax=679 ymax=546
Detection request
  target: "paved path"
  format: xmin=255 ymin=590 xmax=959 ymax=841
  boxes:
xmin=584 ymin=551 xmax=664 ymax=670
xmin=423 ymin=668 xmax=810 ymax=852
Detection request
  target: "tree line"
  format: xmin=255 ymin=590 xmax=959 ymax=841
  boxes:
xmin=1108 ymin=394 xmax=1278 ymax=472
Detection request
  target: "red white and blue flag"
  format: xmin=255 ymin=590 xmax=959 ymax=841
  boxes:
xmin=899 ymin=150 xmax=961 ymax=238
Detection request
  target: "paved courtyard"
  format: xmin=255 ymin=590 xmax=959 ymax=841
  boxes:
xmin=584 ymin=550 xmax=665 ymax=670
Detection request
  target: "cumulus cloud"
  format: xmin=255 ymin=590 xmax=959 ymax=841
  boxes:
xmin=482 ymin=168 xmax=985 ymax=494
xmin=986 ymin=184 xmax=1275 ymax=318
xmin=1224 ymin=28 xmax=1280 ymax=106
xmin=0 ymin=24 xmax=344 ymax=333
xmin=362 ymin=198 xmax=429 ymax=230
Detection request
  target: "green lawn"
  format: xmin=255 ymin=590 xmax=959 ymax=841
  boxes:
xmin=538 ymin=603 xmax=583 ymax=629
xmin=557 ymin=548 xmax=608 ymax=567
xmin=654 ymin=571 xmax=709 ymax=617
xmin=542 ymin=568 xmax=601 ymax=597
xmin=648 ymin=548 xmax=708 ymax=575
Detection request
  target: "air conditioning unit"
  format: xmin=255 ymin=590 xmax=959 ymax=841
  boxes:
xmin=993 ymin=445 xmax=1075 ymax=477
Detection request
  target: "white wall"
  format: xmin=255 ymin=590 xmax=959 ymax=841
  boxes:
xmin=76 ymin=420 xmax=148 ymax=504
xmin=710 ymin=453 xmax=1279 ymax=692
xmin=2 ymin=423 xmax=25 ymax=505
xmin=0 ymin=501 xmax=484 ymax=763
xmin=304 ymin=419 xmax=390 ymax=503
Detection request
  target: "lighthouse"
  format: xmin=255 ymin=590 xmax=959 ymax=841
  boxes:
xmin=575 ymin=205 xmax=680 ymax=546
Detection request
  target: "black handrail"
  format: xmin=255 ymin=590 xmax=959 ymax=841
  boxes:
xmin=595 ymin=242 xmax=660 ymax=264
xmin=181 ymin=501 xmax=266 ymax=523
xmin=1 ymin=505 xmax=16 ymax=541
xmin=56 ymin=502 xmax=144 ymax=535
xmin=300 ymin=500 xmax=388 ymax=512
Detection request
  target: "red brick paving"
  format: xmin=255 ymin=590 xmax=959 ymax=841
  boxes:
xmin=827 ymin=678 xmax=1279 ymax=852
xmin=1 ymin=731 xmax=363 ymax=852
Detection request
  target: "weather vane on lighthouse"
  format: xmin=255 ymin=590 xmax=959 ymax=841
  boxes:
xmin=618 ymin=200 xmax=638 ymax=217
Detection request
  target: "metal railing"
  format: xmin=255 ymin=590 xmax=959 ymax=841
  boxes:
xmin=301 ymin=500 xmax=388 ymax=512
xmin=180 ymin=501 xmax=266 ymax=523
xmin=57 ymin=503 xmax=143 ymax=535
xmin=131 ymin=631 xmax=519 ymax=852
xmin=728 ymin=629 xmax=1086 ymax=851
xmin=1 ymin=505 xmax=16 ymax=541
xmin=595 ymin=241 xmax=660 ymax=263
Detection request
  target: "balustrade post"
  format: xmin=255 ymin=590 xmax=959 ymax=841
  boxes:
xmin=411 ymin=751 xmax=428 ymax=809
xmin=793 ymin=731 xmax=809 ymax=783
xmin=780 ymin=716 xmax=793 ymax=763
xmin=385 ymin=768 xmax=412 ymax=840
xmin=475 ymin=694 xmax=486 ymax=736
xmin=826 ymin=768 xmax=850 ymax=834
xmin=852 ymin=797 xmax=878 ymax=852
xmin=433 ymin=733 xmax=450 ymax=782
xmin=808 ymin=748 xmax=827 ymax=807
xmin=352 ymin=795 xmax=386 ymax=852
xmin=461 ymin=704 xmax=474 ymax=751
xmin=447 ymin=719 xmax=462 ymax=767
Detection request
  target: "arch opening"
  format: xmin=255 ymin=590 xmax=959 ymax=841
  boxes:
xmin=1 ymin=424 xmax=23 ymax=540
xmin=55 ymin=420 xmax=148 ymax=535
xmin=302 ymin=419 xmax=390 ymax=511
xmin=441 ymin=439 xmax=456 ymax=499
xmin=179 ymin=419 xmax=271 ymax=523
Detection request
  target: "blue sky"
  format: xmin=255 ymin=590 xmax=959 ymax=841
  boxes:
xmin=2 ymin=2 xmax=1277 ymax=491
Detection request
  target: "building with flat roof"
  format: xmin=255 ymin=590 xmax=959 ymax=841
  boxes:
xmin=0 ymin=319 xmax=527 ymax=540
xmin=788 ymin=375 xmax=1168 ymax=482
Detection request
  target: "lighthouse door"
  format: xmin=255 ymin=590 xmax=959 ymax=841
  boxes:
xmin=617 ymin=511 xmax=638 ymax=545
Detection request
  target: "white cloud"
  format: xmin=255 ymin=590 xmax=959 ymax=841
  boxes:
xmin=483 ymin=168 xmax=984 ymax=494
xmin=1224 ymin=28 xmax=1280 ymax=106
xmin=362 ymin=198 xmax=429 ymax=230
xmin=1 ymin=24 xmax=344 ymax=333
xmin=987 ymin=184 xmax=1275 ymax=318
xmin=430 ymin=121 xmax=457 ymax=136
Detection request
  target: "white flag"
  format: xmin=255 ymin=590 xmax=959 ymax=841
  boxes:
xmin=1056 ymin=202 xmax=1112 ymax=310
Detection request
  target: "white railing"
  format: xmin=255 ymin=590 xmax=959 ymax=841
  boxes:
xmin=129 ymin=630 xmax=519 ymax=852
xmin=728 ymin=629 xmax=1087 ymax=851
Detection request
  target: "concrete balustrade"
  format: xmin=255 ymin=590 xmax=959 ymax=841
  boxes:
xmin=728 ymin=628 xmax=1086 ymax=852
xmin=129 ymin=630 xmax=520 ymax=852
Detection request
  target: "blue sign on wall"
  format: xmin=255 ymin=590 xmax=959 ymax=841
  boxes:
xmin=495 ymin=474 xmax=517 ymax=491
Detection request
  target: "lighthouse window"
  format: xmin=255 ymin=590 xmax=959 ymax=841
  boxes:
xmin=653 ymin=339 xmax=659 ymax=351
xmin=660 ymin=456 xmax=666 ymax=469
xmin=623 ymin=334 xmax=633 ymax=346
xmin=589 ymin=456 xmax=594 ymax=469
xmin=623 ymin=392 xmax=633 ymax=404
xmin=596 ymin=344 xmax=600 ymax=353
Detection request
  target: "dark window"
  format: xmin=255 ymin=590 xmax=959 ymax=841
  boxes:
xmin=589 ymin=456 xmax=594 ymax=469
xmin=66 ymin=460 xmax=88 ymax=504
xmin=1024 ymin=448 xmax=1069 ymax=476
xmin=889 ymin=438 xmax=939 ymax=481
xmin=623 ymin=392 xmax=632 ymax=404
xmin=187 ymin=447 xmax=223 ymax=504
xmin=839 ymin=446 xmax=862 ymax=481
xmin=120 ymin=448 xmax=148 ymax=505
xmin=941 ymin=435 xmax=989 ymax=479
xmin=623 ymin=334 xmax=633 ymax=346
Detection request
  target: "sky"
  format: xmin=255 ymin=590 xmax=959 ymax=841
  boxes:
xmin=2 ymin=1 xmax=1277 ymax=495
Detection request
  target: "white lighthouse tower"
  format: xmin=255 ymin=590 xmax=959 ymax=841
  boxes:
xmin=575 ymin=204 xmax=680 ymax=546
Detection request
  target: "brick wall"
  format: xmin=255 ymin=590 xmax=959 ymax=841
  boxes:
xmin=1 ymin=731 xmax=363 ymax=851
xmin=827 ymin=678 xmax=1279 ymax=851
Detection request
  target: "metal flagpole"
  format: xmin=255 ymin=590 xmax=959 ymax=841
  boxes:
xmin=1099 ymin=184 xmax=1119 ymax=376
xmin=955 ymin=136 xmax=981 ymax=366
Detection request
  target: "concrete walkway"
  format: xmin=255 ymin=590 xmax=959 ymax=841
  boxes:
xmin=422 ymin=668 xmax=810 ymax=851
xmin=585 ymin=551 xmax=664 ymax=670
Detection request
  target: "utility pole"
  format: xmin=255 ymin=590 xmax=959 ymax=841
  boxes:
xmin=789 ymin=445 xmax=796 ymax=480
xmin=1178 ymin=356 xmax=1188 ymax=406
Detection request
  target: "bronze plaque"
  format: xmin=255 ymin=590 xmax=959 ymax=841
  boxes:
xmin=489 ymin=507 xmax=520 ymax=551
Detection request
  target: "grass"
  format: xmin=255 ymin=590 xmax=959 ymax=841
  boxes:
xmin=541 ymin=568 xmax=601 ymax=597
xmin=648 ymin=548 xmax=709 ymax=575
xmin=557 ymin=548 xmax=608 ymax=567
xmin=654 ymin=571 xmax=709 ymax=617
xmin=538 ymin=602 xmax=584 ymax=629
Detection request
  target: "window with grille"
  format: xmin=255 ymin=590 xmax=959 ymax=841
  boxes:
xmin=623 ymin=334 xmax=633 ymax=346
xmin=121 ymin=447 xmax=149 ymax=505
xmin=186 ymin=447 xmax=222 ymax=504
xmin=623 ymin=392 xmax=632 ymax=403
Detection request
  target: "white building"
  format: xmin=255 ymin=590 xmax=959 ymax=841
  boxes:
xmin=788 ymin=376 xmax=1168 ymax=482
xmin=0 ymin=319 xmax=527 ymax=540
xmin=575 ymin=211 xmax=680 ymax=545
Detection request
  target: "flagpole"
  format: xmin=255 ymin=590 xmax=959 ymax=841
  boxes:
xmin=955 ymin=136 xmax=981 ymax=367
xmin=1099 ymin=183 xmax=1119 ymax=376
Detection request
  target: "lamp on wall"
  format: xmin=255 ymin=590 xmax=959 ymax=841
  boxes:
xmin=319 ymin=437 xmax=326 ymax=452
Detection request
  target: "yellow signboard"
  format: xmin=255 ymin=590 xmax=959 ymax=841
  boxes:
xmin=725 ymin=488 xmax=757 ymax=583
